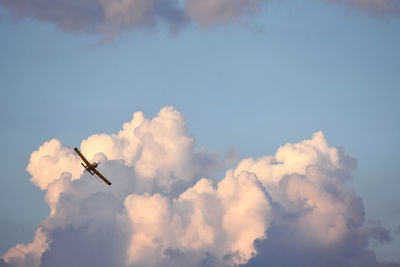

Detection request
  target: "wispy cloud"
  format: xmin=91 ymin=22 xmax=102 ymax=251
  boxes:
xmin=326 ymin=0 xmax=400 ymax=16
xmin=1 ymin=0 xmax=399 ymax=39
xmin=1 ymin=107 xmax=398 ymax=267
xmin=0 ymin=0 xmax=188 ymax=40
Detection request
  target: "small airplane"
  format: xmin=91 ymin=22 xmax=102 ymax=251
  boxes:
xmin=74 ymin=147 xmax=112 ymax=185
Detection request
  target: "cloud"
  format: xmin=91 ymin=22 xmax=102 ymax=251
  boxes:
xmin=2 ymin=228 xmax=48 ymax=267
xmin=0 ymin=0 xmax=188 ymax=40
xmin=124 ymin=173 xmax=269 ymax=266
xmin=395 ymin=224 xmax=400 ymax=235
xmin=1 ymin=0 xmax=398 ymax=39
xmin=326 ymin=0 xmax=400 ymax=16
xmin=0 ymin=0 xmax=266 ymax=36
xmin=26 ymin=138 xmax=82 ymax=190
xmin=185 ymin=0 xmax=266 ymax=27
xmin=1 ymin=106 xmax=399 ymax=267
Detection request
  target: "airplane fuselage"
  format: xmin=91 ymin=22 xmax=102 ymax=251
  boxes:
xmin=81 ymin=162 xmax=99 ymax=175
xmin=74 ymin=147 xmax=111 ymax=185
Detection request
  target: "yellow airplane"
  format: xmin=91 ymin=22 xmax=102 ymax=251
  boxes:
xmin=74 ymin=147 xmax=112 ymax=185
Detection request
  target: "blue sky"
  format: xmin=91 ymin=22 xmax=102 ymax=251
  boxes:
xmin=1 ymin=0 xmax=400 ymax=264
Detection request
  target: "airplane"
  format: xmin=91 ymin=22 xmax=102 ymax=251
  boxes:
xmin=73 ymin=147 xmax=112 ymax=185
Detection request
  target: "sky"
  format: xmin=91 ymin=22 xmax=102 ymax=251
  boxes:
xmin=0 ymin=0 xmax=399 ymax=266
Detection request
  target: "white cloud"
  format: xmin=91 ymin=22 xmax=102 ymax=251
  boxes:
xmin=2 ymin=228 xmax=49 ymax=267
xmin=235 ymin=131 xmax=342 ymax=183
xmin=1 ymin=107 xmax=398 ymax=267
xmin=124 ymin=171 xmax=269 ymax=266
xmin=26 ymin=139 xmax=82 ymax=190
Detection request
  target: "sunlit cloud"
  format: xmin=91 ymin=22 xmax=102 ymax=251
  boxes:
xmin=0 ymin=0 xmax=399 ymax=40
xmin=1 ymin=107 xmax=398 ymax=267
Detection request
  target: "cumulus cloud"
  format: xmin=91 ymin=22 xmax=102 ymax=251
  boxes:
xmin=26 ymin=139 xmax=82 ymax=190
xmin=2 ymin=228 xmax=48 ymax=267
xmin=1 ymin=106 xmax=399 ymax=267
xmin=1 ymin=0 xmax=399 ymax=39
xmin=124 ymin=172 xmax=269 ymax=266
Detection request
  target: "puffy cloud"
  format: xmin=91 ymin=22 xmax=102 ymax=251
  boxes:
xmin=2 ymin=228 xmax=49 ymax=267
xmin=1 ymin=107 xmax=399 ymax=267
xmin=124 ymin=171 xmax=269 ymax=266
xmin=234 ymin=131 xmax=357 ymax=202
xmin=26 ymin=139 xmax=82 ymax=190
xmin=79 ymin=107 xmax=232 ymax=195
xmin=231 ymin=132 xmax=396 ymax=267
xmin=234 ymin=131 xmax=341 ymax=184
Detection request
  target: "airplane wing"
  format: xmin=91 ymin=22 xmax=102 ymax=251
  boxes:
xmin=92 ymin=168 xmax=112 ymax=186
xmin=74 ymin=147 xmax=91 ymax=166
